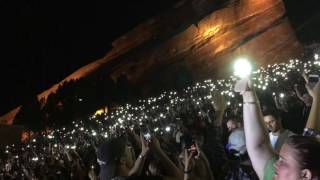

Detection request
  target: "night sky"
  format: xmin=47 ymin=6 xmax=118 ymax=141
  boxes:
xmin=0 ymin=0 xmax=319 ymax=115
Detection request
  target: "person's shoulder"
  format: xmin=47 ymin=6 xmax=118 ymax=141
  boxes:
xmin=233 ymin=128 xmax=245 ymax=135
xmin=263 ymin=156 xmax=278 ymax=180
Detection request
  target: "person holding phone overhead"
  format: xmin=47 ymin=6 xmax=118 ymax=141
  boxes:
xmin=294 ymin=74 xmax=315 ymax=133
xmin=235 ymin=74 xmax=320 ymax=180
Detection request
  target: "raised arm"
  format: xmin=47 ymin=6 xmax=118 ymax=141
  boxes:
xmin=128 ymin=134 xmax=149 ymax=176
xmin=294 ymin=84 xmax=304 ymax=101
xmin=305 ymin=81 xmax=320 ymax=131
xmin=212 ymin=94 xmax=227 ymax=126
xmin=183 ymin=143 xmax=215 ymax=180
xmin=273 ymin=96 xmax=288 ymax=112
xmin=238 ymin=81 xmax=276 ymax=179
xmin=150 ymin=137 xmax=183 ymax=180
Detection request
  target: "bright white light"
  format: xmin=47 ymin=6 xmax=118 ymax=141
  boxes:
xmin=104 ymin=133 xmax=108 ymax=138
xmin=233 ymin=58 xmax=252 ymax=78
xmin=144 ymin=133 xmax=151 ymax=140
xmin=280 ymin=93 xmax=285 ymax=98
xmin=92 ymin=132 xmax=97 ymax=136
xmin=71 ymin=146 xmax=76 ymax=150
xmin=165 ymin=126 xmax=171 ymax=132
xmin=315 ymin=54 xmax=319 ymax=60
xmin=118 ymin=118 xmax=123 ymax=124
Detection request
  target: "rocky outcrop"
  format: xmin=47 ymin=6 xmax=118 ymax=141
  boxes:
xmin=0 ymin=0 xmax=302 ymax=124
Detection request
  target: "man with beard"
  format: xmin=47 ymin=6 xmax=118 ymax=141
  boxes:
xmin=263 ymin=110 xmax=294 ymax=152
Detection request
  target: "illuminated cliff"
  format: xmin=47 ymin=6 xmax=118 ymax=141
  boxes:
xmin=0 ymin=0 xmax=302 ymax=124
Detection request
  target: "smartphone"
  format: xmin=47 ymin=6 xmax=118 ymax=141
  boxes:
xmin=141 ymin=126 xmax=152 ymax=141
xmin=187 ymin=142 xmax=198 ymax=156
xmin=183 ymin=135 xmax=198 ymax=156
xmin=308 ymin=74 xmax=319 ymax=87
xmin=144 ymin=132 xmax=152 ymax=141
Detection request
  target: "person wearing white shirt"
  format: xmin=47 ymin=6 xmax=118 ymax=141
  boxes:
xmin=263 ymin=110 xmax=294 ymax=152
xmin=226 ymin=119 xmax=247 ymax=155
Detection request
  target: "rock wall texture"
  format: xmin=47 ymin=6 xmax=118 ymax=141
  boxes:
xmin=0 ymin=0 xmax=302 ymax=124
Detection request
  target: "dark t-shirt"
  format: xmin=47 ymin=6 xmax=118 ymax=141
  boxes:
xmin=281 ymin=105 xmax=310 ymax=134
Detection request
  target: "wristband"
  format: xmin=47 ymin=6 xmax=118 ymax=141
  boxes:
xmin=303 ymin=128 xmax=320 ymax=138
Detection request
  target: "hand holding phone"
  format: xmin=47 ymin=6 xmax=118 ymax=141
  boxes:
xmin=187 ymin=143 xmax=198 ymax=157
xmin=305 ymin=74 xmax=320 ymax=99
xmin=234 ymin=78 xmax=251 ymax=93
xmin=144 ymin=132 xmax=152 ymax=141
xmin=183 ymin=135 xmax=199 ymax=158
xmin=140 ymin=126 xmax=152 ymax=142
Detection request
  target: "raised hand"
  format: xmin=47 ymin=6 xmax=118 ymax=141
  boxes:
xmin=139 ymin=133 xmax=150 ymax=156
xmin=305 ymin=81 xmax=320 ymax=99
xmin=234 ymin=78 xmax=253 ymax=94
xmin=183 ymin=149 xmax=195 ymax=172
xmin=212 ymin=93 xmax=227 ymax=111
xmin=149 ymin=136 xmax=161 ymax=153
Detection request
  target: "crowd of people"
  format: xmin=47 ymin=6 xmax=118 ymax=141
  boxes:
xmin=0 ymin=58 xmax=320 ymax=180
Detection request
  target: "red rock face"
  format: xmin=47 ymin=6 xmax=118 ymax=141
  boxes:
xmin=0 ymin=0 xmax=302 ymax=124
xmin=108 ymin=0 xmax=301 ymax=82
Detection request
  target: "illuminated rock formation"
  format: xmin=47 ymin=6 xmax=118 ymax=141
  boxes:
xmin=0 ymin=0 xmax=302 ymax=124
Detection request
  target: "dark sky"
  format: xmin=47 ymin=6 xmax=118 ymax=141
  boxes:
xmin=0 ymin=0 xmax=319 ymax=115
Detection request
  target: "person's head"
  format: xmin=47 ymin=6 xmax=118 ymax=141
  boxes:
xmin=261 ymin=104 xmax=268 ymax=112
xmin=274 ymin=135 xmax=320 ymax=180
xmin=226 ymin=118 xmax=238 ymax=132
xmin=302 ymin=93 xmax=313 ymax=106
xmin=97 ymin=137 xmax=135 ymax=179
xmin=263 ymin=110 xmax=283 ymax=133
